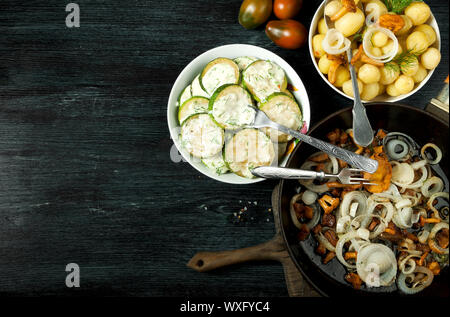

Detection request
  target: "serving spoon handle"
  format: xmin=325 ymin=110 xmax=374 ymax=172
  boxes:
xmin=347 ymin=49 xmax=374 ymax=147
xmin=265 ymin=122 xmax=379 ymax=174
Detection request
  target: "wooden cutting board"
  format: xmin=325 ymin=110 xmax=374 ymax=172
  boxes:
xmin=187 ymin=185 xmax=320 ymax=297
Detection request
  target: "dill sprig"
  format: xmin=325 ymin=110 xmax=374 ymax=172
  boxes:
xmin=383 ymin=0 xmax=422 ymax=14
xmin=384 ymin=49 xmax=421 ymax=73
xmin=352 ymin=26 xmax=367 ymax=44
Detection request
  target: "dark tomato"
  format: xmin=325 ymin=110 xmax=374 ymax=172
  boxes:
xmin=239 ymin=0 xmax=273 ymax=30
xmin=273 ymin=0 xmax=303 ymax=20
xmin=265 ymin=19 xmax=308 ymax=50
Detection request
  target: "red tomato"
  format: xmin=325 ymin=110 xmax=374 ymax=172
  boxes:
xmin=265 ymin=19 xmax=308 ymax=50
xmin=273 ymin=0 xmax=303 ymax=20
xmin=239 ymin=0 xmax=273 ymax=30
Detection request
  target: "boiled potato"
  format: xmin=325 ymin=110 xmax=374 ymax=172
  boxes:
xmin=358 ymin=64 xmax=381 ymax=84
xmin=324 ymin=0 xmax=342 ymax=17
xmin=313 ymin=34 xmax=326 ymax=58
xmin=335 ymin=8 xmax=365 ymax=37
xmin=400 ymin=55 xmax=419 ymax=77
xmin=394 ymin=75 xmax=415 ymax=94
xmin=378 ymin=83 xmax=386 ymax=96
xmin=369 ymin=47 xmax=383 ymax=57
xmin=405 ymin=2 xmax=431 ymax=26
xmin=342 ymin=79 xmax=364 ymax=97
xmin=361 ymin=82 xmax=380 ymax=101
xmin=333 ymin=66 xmax=350 ymax=87
xmin=379 ymin=65 xmax=400 ymax=85
xmin=386 ymin=83 xmax=401 ymax=97
xmin=395 ymin=15 xmax=413 ymax=36
xmin=421 ymin=47 xmax=441 ymax=70
xmin=382 ymin=39 xmax=400 ymax=56
xmin=318 ymin=55 xmax=333 ymax=74
xmin=318 ymin=18 xmax=328 ymax=35
xmin=412 ymin=65 xmax=428 ymax=83
xmin=372 ymin=31 xmax=388 ymax=47
xmin=397 ymin=36 xmax=407 ymax=53
xmin=406 ymin=31 xmax=429 ymax=53
xmin=414 ymin=24 xmax=436 ymax=46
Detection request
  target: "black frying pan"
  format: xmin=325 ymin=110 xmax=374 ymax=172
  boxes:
xmin=278 ymin=102 xmax=449 ymax=296
xmin=188 ymin=102 xmax=449 ymax=297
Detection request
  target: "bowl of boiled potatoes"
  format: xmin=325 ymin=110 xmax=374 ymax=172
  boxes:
xmin=309 ymin=0 xmax=441 ymax=102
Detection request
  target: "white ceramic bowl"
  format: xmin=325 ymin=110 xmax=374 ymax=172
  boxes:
xmin=167 ymin=44 xmax=311 ymax=185
xmin=309 ymin=0 xmax=441 ymax=103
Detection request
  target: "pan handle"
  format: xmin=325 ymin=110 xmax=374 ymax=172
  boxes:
xmin=425 ymin=75 xmax=449 ymax=123
xmin=187 ymin=235 xmax=289 ymax=272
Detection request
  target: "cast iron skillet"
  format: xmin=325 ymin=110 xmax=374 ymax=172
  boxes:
xmin=188 ymin=102 xmax=449 ymax=297
xmin=278 ymin=102 xmax=449 ymax=296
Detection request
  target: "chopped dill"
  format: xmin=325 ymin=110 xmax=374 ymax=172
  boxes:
xmin=384 ymin=49 xmax=421 ymax=73
xmin=352 ymin=26 xmax=367 ymax=44
xmin=383 ymin=0 xmax=422 ymax=14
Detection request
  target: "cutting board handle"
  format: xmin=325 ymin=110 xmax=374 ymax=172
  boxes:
xmin=187 ymin=235 xmax=290 ymax=272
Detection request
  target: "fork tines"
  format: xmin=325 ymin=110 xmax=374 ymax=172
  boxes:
xmin=347 ymin=168 xmax=377 ymax=185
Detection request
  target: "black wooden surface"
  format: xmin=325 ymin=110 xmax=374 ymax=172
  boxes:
xmin=0 ymin=0 xmax=448 ymax=297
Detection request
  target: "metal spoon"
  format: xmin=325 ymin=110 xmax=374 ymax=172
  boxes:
xmin=247 ymin=106 xmax=379 ymax=173
xmin=324 ymin=0 xmax=374 ymax=147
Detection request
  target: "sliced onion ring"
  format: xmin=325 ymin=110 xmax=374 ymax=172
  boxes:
xmin=421 ymin=143 xmax=443 ymax=165
xmin=428 ymin=222 xmax=449 ymax=255
xmin=428 ymin=192 xmax=449 ymax=220
xmin=356 ymin=243 xmax=397 ymax=287
xmin=399 ymin=255 xmax=418 ymax=275
xmin=363 ymin=26 xmax=399 ymax=63
xmin=397 ymin=266 xmax=434 ymax=294
xmin=393 ymin=166 xmax=428 ymax=190
xmin=421 ymin=176 xmax=444 ymax=198
xmin=322 ymin=28 xmax=351 ymax=55
xmin=365 ymin=3 xmax=381 ymax=27
xmin=391 ymin=162 xmax=415 ymax=185
xmin=386 ymin=139 xmax=409 ymax=160
xmin=336 ymin=231 xmax=367 ymax=269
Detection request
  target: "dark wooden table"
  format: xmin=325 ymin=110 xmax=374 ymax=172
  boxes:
xmin=0 ymin=0 xmax=448 ymax=296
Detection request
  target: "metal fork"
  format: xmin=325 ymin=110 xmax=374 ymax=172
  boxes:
xmin=247 ymin=106 xmax=379 ymax=173
xmin=251 ymin=166 xmax=377 ymax=185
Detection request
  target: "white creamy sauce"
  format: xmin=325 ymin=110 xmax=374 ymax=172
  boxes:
xmin=191 ymin=75 xmax=210 ymax=98
xmin=225 ymin=129 xmax=275 ymax=178
xmin=178 ymin=97 xmax=209 ymax=124
xmin=202 ymin=153 xmax=229 ymax=175
xmin=212 ymin=88 xmax=255 ymax=129
xmin=262 ymin=99 xmax=302 ymax=141
xmin=244 ymin=61 xmax=285 ymax=102
xmin=181 ymin=114 xmax=224 ymax=158
xmin=234 ymin=56 xmax=258 ymax=71
xmin=202 ymin=63 xmax=237 ymax=95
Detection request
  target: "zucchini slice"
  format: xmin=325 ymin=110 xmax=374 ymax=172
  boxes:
xmin=259 ymin=93 xmax=303 ymax=143
xmin=202 ymin=153 xmax=229 ymax=175
xmin=200 ymin=58 xmax=240 ymax=96
xmin=209 ymin=84 xmax=255 ymax=130
xmin=180 ymin=114 xmax=224 ymax=159
xmin=282 ymin=89 xmax=295 ymax=99
xmin=178 ymin=96 xmax=209 ymax=125
xmin=233 ymin=56 xmax=259 ymax=71
xmin=224 ymin=129 xmax=275 ymax=179
xmin=191 ymin=74 xmax=210 ymax=98
xmin=242 ymin=60 xmax=287 ymax=102
xmin=177 ymin=85 xmax=192 ymax=107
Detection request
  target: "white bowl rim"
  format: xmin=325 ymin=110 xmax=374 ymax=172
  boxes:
xmin=167 ymin=44 xmax=311 ymax=185
xmin=309 ymin=0 xmax=442 ymax=103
